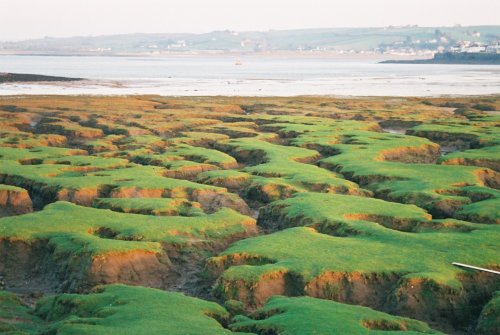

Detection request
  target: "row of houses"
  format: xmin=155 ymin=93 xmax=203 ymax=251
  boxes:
xmin=449 ymin=41 xmax=500 ymax=54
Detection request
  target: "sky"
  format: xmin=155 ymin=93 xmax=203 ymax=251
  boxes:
xmin=1 ymin=0 xmax=499 ymax=41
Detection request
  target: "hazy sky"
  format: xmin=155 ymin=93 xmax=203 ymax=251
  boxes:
xmin=1 ymin=0 xmax=499 ymax=41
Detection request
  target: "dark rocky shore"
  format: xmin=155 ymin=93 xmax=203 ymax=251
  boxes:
xmin=0 ymin=72 xmax=82 ymax=83
xmin=381 ymin=52 xmax=500 ymax=65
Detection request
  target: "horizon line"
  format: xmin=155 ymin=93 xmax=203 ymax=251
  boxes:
xmin=2 ymin=24 xmax=499 ymax=43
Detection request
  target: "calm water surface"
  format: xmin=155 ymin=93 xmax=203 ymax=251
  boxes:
xmin=0 ymin=55 xmax=499 ymax=96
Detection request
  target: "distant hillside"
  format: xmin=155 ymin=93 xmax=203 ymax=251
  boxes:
xmin=1 ymin=26 xmax=499 ymax=56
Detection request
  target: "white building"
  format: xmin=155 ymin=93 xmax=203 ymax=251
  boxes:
xmin=486 ymin=43 xmax=500 ymax=54
xmin=449 ymin=41 xmax=487 ymax=53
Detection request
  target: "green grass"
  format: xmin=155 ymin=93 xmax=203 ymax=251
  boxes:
xmin=456 ymin=198 xmax=500 ymax=224
xmin=129 ymin=144 xmax=233 ymax=176
xmin=0 ymin=184 xmax=28 ymax=192
xmin=214 ymin=226 xmax=499 ymax=305
xmin=311 ymin=129 xmax=497 ymax=219
xmin=212 ymin=192 xmax=499 ymax=299
xmin=439 ymin=145 xmax=500 ymax=171
xmin=32 ymin=284 xmax=247 ymax=335
xmin=43 ymin=155 xmax=130 ymax=170
xmin=0 ymin=131 xmax=67 ymax=148
xmin=0 ymin=160 xmax=230 ymax=200
xmin=259 ymin=117 xmax=378 ymax=149
xmin=1 ymin=95 xmax=499 ymax=333
xmin=408 ymin=122 xmax=499 ymax=146
xmin=83 ymin=136 xmax=121 ymax=153
xmin=99 ymin=165 xmax=225 ymax=193
xmin=476 ymin=291 xmax=500 ymax=334
xmin=0 ymin=291 xmax=43 ymax=334
xmin=152 ymin=159 xmax=218 ymax=176
xmin=117 ymin=135 xmax=165 ymax=150
xmin=167 ymin=144 xmax=238 ymax=168
xmin=93 ymin=197 xmax=204 ymax=216
xmin=216 ymin=136 xmax=365 ymax=196
xmin=200 ymin=124 xmax=259 ymax=138
xmin=0 ymin=201 xmax=255 ymax=256
xmin=247 ymin=117 xmax=498 ymax=220
xmin=258 ymin=192 xmax=432 ymax=233
xmin=0 ymin=146 xmax=86 ymax=162
xmin=167 ymin=131 xmax=230 ymax=145
xmin=197 ymin=170 xmax=252 ymax=185
xmin=231 ymin=295 xmax=442 ymax=334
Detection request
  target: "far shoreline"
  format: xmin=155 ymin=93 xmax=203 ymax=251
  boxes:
xmin=0 ymin=51 xmax=433 ymax=62
xmin=1 ymin=93 xmax=499 ymax=99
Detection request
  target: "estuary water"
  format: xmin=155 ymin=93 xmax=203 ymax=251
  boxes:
xmin=0 ymin=55 xmax=499 ymax=96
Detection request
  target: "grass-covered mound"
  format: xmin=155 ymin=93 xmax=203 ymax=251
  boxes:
xmin=273 ymin=122 xmax=499 ymax=221
xmin=214 ymin=136 xmax=367 ymax=199
xmin=439 ymin=145 xmax=500 ymax=172
xmin=231 ymin=296 xmax=442 ymax=334
xmin=408 ymin=120 xmax=500 ymax=172
xmin=455 ymin=194 xmax=500 ymax=224
xmin=93 ymin=197 xmax=204 ymax=216
xmin=35 ymin=119 xmax=104 ymax=139
xmin=233 ymin=115 xmax=499 ymax=222
xmin=129 ymin=143 xmax=239 ymax=179
xmin=0 ymin=290 xmax=44 ymax=334
xmin=407 ymin=122 xmax=499 ymax=149
xmin=196 ymin=170 xmax=253 ymax=192
xmin=0 ymin=288 xmax=443 ymax=335
xmin=210 ymin=193 xmax=500 ymax=327
xmin=34 ymin=284 xmax=243 ymax=335
xmin=476 ymin=291 xmax=500 ymax=335
xmin=0 ymin=95 xmax=498 ymax=333
xmin=0 ymin=201 xmax=256 ymax=292
xmin=1 ymin=284 xmax=246 ymax=335
xmin=0 ymin=131 xmax=67 ymax=149
xmin=0 ymin=159 xmax=249 ymax=213
xmin=0 ymin=146 xmax=86 ymax=163
xmin=257 ymin=192 xmax=432 ymax=233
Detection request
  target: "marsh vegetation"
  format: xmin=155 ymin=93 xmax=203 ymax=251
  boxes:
xmin=0 ymin=95 xmax=498 ymax=334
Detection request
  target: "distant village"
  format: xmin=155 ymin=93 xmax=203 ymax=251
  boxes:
xmin=146 ymin=38 xmax=500 ymax=57
xmin=150 ymin=35 xmax=500 ymax=57
xmin=448 ymin=41 xmax=500 ymax=54
xmin=1 ymin=26 xmax=498 ymax=57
